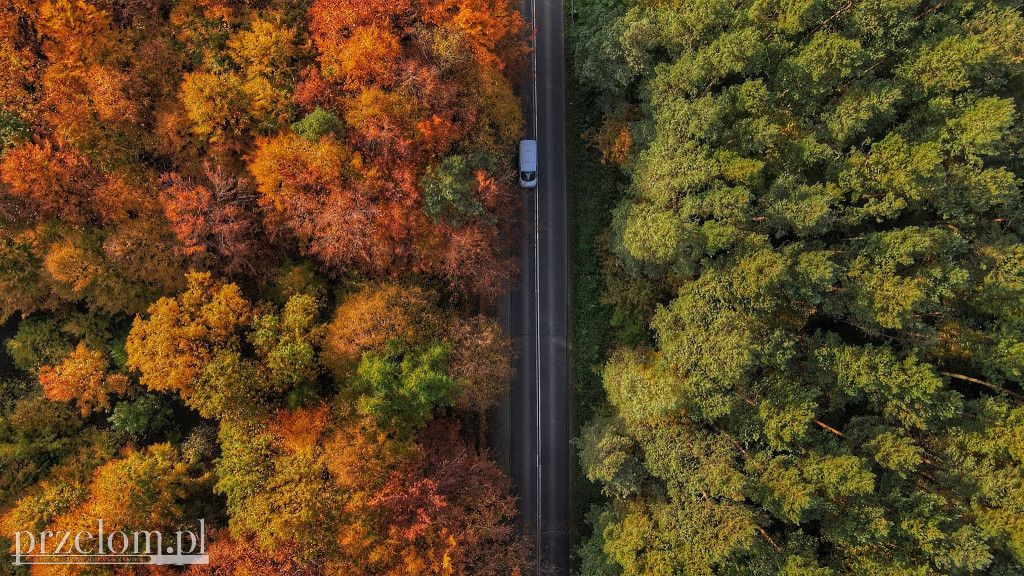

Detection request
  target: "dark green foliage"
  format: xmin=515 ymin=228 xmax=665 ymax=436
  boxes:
xmin=0 ymin=378 xmax=33 ymax=413
xmin=0 ymin=109 xmax=30 ymax=153
xmin=420 ymin=154 xmax=495 ymax=225
xmin=0 ymin=394 xmax=86 ymax=507
xmin=567 ymin=33 xmax=628 ymax=560
xmin=109 ymin=394 xmax=175 ymax=437
xmin=573 ymin=0 xmax=1024 ymax=573
xmin=5 ymin=319 xmax=73 ymax=373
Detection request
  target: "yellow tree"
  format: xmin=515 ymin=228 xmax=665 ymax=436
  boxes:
xmin=125 ymin=271 xmax=252 ymax=395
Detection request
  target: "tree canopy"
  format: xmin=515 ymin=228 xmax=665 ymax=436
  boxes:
xmin=573 ymin=0 xmax=1024 ymax=573
xmin=0 ymin=0 xmax=531 ymax=570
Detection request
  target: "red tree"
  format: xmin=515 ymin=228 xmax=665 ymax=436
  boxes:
xmin=161 ymin=164 xmax=269 ymax=277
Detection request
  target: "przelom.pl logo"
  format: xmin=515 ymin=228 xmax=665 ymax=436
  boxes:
xmin=9 ymin=519 xmax=208 ymax=565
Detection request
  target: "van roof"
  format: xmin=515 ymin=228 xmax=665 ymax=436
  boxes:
xmin=520 ymin=140 xmax=537 ymax=171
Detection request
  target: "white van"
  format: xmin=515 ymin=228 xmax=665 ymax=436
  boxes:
xmin=519 ymin=140 xmax=538 ymax=188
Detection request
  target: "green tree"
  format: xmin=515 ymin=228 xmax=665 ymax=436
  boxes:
xmin=0 ymin=109 xmax=30 ymax=153
xmin=350 ymin=340 xmax=462 ymax=437
xmin=108 ymin=394 xmax=176 ymax=437
xmin=5 ymin=319 xmax=74 ymax=373
xmin=420 ymin=154 xmax=494 ymax=226
xmin=291 ymin=107 xmax=344 ymax=141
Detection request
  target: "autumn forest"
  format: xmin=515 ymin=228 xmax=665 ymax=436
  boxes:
xmin=7 ymin=0 xmax=1024 ymax=572
xmin=0 ymin=0 xmax=533 ymax=572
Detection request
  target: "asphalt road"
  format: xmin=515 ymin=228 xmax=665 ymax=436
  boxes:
xmin=494 ymin=0 xmax=570 ymax=573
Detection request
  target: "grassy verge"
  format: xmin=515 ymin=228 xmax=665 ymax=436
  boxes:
xmin=566 ymin=16 xmax=622 ymax=572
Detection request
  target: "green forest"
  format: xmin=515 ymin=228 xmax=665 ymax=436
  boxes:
xmin=0 ymin=0 xmax=533 ymax=573
xmin=570 ymin=0 xmax=1024 ymax=574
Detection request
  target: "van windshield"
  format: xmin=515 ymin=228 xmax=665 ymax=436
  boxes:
xmin=521 ymin=171 xmax=537 ymax=182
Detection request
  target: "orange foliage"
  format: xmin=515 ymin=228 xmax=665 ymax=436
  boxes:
xmin=248 ymin=132 xmax=357 ymax=211
xmin=100 ymin=217 xmax=191 ymax=295
xmin=40 ymin=64 xmax=142 ymax=151
xmin=584 ymin=104 xmax=640 ymax=166
xmin=42 ymin=228 xmax=176 ymax=315
xmin=322 ymin=417 xmax=406 ymax=492
xmin=0 ymin=142 xmax=137 ymax=224
xmin=323 ymin=282 xmax=513 ymax=411
xmin=0 ymin=0 xmax=531 ymax=569
xmin=429 ymin=218 xmax=518 ymax=303
xmin=43 ymin=241 xmax=103 ymax=294
xmin=447 ymin=316 xmax=514 ymax=411
xmin=271 ymin=404 xmax=333 ymax=454
xmin=248 ymin=128 xmax=519 ymax=301
xmin=184 ymin=529 xmax=320 ymax=576
xmin=323 ymin=24 xmax=403 ymax=87
xmin=364 ymin=420 xmax=530 ymax=576
xmin=216 ymin=409 xmax=528 ymax=575
xmin=35 ymin=0 xmax=121 ymax=68
xmin=322 ymin=283 xmax=441 ymax=372
xmin=161 ymin=164 xmax=268 ymax=277
xmin=306 ymin=0 xmax=414 ymax=43
xmin=422 ymin=0 xmax=529 ymax=72
xmin=39 ymin=342 xmax=129 ymax=415
xmin=250 ymin=132 xmax=426 ymax=275
xmin=0 ymin=0 xmax=42 ymax=114
xmin=261 ymin=0 xmax=528 ymax=300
